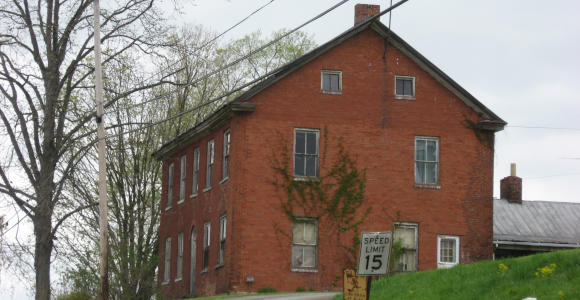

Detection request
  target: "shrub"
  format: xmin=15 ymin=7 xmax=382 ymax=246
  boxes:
xmin=257 ymin=286 xmax=277 ymax=293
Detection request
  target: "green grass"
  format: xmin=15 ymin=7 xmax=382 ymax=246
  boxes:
xmin=334 ymin=249 xmax=580 ymax=300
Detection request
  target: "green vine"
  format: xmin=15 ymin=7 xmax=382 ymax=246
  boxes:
xmin=462 ymin=117 xmax=494 ymax=150
xmin=271 ymin=129 xmax=370 ymax=266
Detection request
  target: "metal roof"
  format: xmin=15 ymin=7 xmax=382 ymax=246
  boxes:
xmin=493 ymin=199 xmax=580 ymax=247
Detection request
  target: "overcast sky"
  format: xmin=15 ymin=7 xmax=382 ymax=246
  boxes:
xmin=167 ymin=0 xmax=579 ymax=203
xmin=2 ymin=0 xmax=579 ymax=298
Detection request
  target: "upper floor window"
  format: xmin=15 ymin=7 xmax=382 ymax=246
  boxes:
xmin=321 ymin=70 xmax=342 ymax=93
xmin=415 ymin=136 xmax=439 ymax=186
xmin=218 ymin=215 xmax=227 ymax=266
xmin=294 ymin=129 xmax=319 ymax=178
xmin=395 ymin=76 xmax=415 ymax=99
xmin=222 ymin=130 xmax=230 ymax=180
xmin=192 ymin=147 xmax=200 ymax=196
xmin=292 ymin=218 xmax=317 ymax=271
xmin=167 ymin=163 xmax=174 ymax=210
xmin=206 ymin=139 xmax=214 ymax=190
xmin=437 ymin=235 xmax=459 ymax=268
xmin=163 ymin=237 xmax=171 ymax=283
xmin=179 ymin=155 xmax=186 ymax=203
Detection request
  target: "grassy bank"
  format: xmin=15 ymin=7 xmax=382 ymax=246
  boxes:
xmin=335 ymin=249 xmax=580 ymax=299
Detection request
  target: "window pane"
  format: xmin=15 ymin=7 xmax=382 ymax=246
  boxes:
xmin=303 ymin=222 xmax=316 ymax=244
xmin=294 ymin=155 xmax=305 ymax=176
xmin=426 ymin=140 xmax=437 ymax=161
xmin=305 ymin=156 xmax=317 ymax=177
xmin=415 ymin=140 xmax=426 ymax=160
xmin=396 ymin=78 xmax=404 ymax=95
xmin=323 ymin=74 xmax=331 ymax=90
xmin=415 ymin=162 xmax=425 ymax=184
xmin=302 ymin=246 xmax=316 ymax=267
xmin=306 ymin=132 xmax=317 ymax=155
xmin=292 ymin=246 xmax=304 ymax=267
xmin=293 ymin=223 xmax=305 ymax=243
xmin=295 ymin=131 xmax=305 ymax=154
xmin=426 ymin=162 xmax=437 ymax=184
xmin=394 ymin=227 xmax=416 ymax=249
xmin=404 ymin=79 xmax=413 ymax=96
xmin=330 ymin=74 xmax=339 ymax=91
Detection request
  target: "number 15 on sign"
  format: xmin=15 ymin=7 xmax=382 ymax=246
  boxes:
xmin=357 ymin=232 xmax=392 ymax=276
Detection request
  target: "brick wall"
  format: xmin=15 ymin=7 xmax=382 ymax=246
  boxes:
xmin=158 ymin=27 xmax=496 ymax=297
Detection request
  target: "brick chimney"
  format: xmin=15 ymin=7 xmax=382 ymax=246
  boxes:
xmin=354 ymin=4 xmax=380 ymax=25
xmin=500 ymin=163 xmax=522 ymax=204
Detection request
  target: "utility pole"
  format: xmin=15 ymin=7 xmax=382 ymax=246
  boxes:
xmin=93 ymin=0 xmax=109 ymax=299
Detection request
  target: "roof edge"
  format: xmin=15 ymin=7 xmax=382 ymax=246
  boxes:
xmin=152 ymin=102 xmax=257 ymax=161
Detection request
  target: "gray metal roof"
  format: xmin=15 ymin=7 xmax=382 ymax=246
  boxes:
xmin=494 ymin=199 xmax=580 ymax=246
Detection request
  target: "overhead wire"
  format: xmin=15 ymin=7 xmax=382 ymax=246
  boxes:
xmin=113 ymin=0 xmax=352 ymax=114
xmin=106 ymin=0 xmax=413 ymax=139
xmin=130 ymin=0 xmax=278 ymax=92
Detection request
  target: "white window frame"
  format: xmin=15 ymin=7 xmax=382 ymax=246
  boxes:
xmin=415 ymin=136 xmax=440 ymax=186
xmin=291 ymin=218 xmax=318 ymax=272
xmin=191 ymin=147 xmax=200 ymax=197
xmin=176 ymin=232 xmax=184 ymax=280
xmin=395 ymin=75 xmax=415 ymax=99
xmin=202 ymin=222 xmax=210 ymax=272
xmin=293 ymin=128 xmax=320 ymax=179
xmin=179 ymin=155 xmax=186 ymax=204
xmin=163 ymin=237 xmax=171 ymax=284
xmin=222 ymin=130 xmax=230 ymax=181
xmin=393 ymin=222 xmax=418 ymax=272
xmin=437 ymin=235 xmax=460 ymax=268
xmin=166 ymin=163 xmax=174 ymax=210
xmin=218 ymin=215 xmax=226 ymax=266
xmin=321 ymin=70 xmax=342 ymax=94
xmin=205 ymin=139 xmax=214 ymax=191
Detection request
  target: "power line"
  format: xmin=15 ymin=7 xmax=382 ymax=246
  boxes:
xmin=106 ymin=0 xmax=411 ymax=139
xmin=506 ymin=125 xmax=580 ymax=131
xmin=134 ymin=0 xmax=278 ymax=89
xmin=115 ymin=0 xmax=352 ymax=114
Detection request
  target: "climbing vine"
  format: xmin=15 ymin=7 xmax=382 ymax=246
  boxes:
xmin=271 ymin=129 xmax=370 ymax=265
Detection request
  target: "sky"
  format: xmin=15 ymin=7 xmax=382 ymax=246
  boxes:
xmin=2 ymin=0 xmax=579 ymax=298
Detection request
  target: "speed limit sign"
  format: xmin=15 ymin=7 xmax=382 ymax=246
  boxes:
xmin=357 ymin=232 xmax=392 ymax=276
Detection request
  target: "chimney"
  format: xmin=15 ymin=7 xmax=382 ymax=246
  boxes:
xmin=500 ymin=163 xmax=522 ymax=203
xmin=354 ymin=4 xmax=380 ymax=25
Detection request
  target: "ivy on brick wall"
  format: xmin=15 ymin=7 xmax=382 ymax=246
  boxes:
xmin=270 ymin=129 xmax=370 ymax=265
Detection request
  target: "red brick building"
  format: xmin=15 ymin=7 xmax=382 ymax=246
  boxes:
xmin=154 ymin=5 xmax=505 ymax=298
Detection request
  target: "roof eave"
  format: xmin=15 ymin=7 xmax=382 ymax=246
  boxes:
xmin=152 ymin=102 xmax=257 ymax=161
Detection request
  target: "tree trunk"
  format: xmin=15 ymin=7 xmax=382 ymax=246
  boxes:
xmin=34 ymin=213 xmax=53 ymax=300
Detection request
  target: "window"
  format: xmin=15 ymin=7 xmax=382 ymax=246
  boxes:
xmin=415 ymin=137 xmax=439 ymax=185
xmin=205 ymin=139 xmax=214 ymax=189
xmin=393 ymin=223 xmax=418 ymax=272
xmin=202 ymin=222 xmax=210 ymax=271
xmin=179 ymin=155 xmax=186 ymax=203
xmin=292 ymin=219 xmax=317 ymax=271
xmin=218 ymin=215 xmax=226 ymax=266
xmin=294 ymin=129 xmax=319 ymax=178
xmin=167 ymin=163 xmax=174 ymax=210
xmin=192 ymin=147 xmax=200 ymax=196
xmin=438 ymin=235 xmax=459 ymax=268
xmin=222 ymin=130 xmax=230 ymax=180
xmin=321 ymin=70 xmax=342 ymax=93
xmin=395 ymin=76 xmax=415 ymax=98
xmin=163 ymin=237 xmax=171 ymax=283
xmin=176 ymin=232 xmax=184 ymax=280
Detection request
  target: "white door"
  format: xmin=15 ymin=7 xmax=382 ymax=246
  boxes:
xmin=190 ymin=229 xmax=196 ymax=296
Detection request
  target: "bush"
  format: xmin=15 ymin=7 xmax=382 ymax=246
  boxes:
xmin=257 ymin=286 xmax=277 ymax=293
xmin=296 ymin=286 xmax=306 ymax=292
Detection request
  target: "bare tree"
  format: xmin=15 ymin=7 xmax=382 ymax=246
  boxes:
xmin=0 ymin=1 xmax=174 ymax=299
